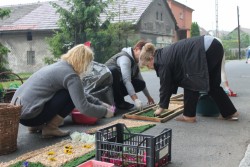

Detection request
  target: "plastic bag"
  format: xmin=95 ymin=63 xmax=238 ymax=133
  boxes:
xmin=82 ymin=61 xmax=114 ymax=105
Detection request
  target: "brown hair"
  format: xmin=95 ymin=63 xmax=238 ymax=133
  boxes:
xmin=133 ymin=40 xmax=148 ymax=50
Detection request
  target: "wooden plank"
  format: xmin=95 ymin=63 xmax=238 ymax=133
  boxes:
xmin=123 ymin=107 xmax=184 ymax=123
xmin=122 ymin=93 xmax=184 ymax=123
xmin=160 ymin=108 xmax=184 ymax=123
xmin=158 ymin=104 xmax=184 ymax=118
xmin=170 ymin=93 xmax=183 ymax=99
xmin=170 ymin=101 xmax=183 ymax=105
xmin=170 ymin=98 xmax=183 ymax=101
xmin=124 ymin=103 xmax=157 ymax=116
xmin=134 ymin=106 xmax=156 ymax=115
xmin=155 ymin=110 xmax=175 ymax=118
xmin=122 ymin=114 xmax=162 ymax=122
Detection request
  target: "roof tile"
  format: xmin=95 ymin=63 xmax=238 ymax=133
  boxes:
xmin=0 ymin=0 xmax=154 ymax=31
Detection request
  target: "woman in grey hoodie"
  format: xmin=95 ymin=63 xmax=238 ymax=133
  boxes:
xmin=11 ymin=44 xmax=114 ymax=138
xmin=105 ymin=40 xmax=155 ymax=110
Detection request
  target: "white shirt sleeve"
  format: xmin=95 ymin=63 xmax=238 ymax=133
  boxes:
xmin=221 ymin=53 xmax=227 ymax=83
xmin=117 ymin=56 xmax=136 ymax=96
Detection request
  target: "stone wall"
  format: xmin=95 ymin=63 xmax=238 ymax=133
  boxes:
xmin=0 ymin=31 xmax=53 ymax=73
xmin=138 ymin=0 xmax=175 ymax=48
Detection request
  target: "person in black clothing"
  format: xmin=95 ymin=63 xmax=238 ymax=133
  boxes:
xmin=139 ymin=35 xmax=239 ymax=123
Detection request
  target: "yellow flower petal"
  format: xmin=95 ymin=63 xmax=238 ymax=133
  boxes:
xmin=64 ymin=145 xmax=73 ymax=149
xmin=83 ymin=144 xmax=93 ymax=149
xmin=48 ymin=157 xmax=57 ymax=161
xmin=64 ymin=149 xmax=73 ymax=154
xmin=47 ymin=151 xmax=55 ymax=155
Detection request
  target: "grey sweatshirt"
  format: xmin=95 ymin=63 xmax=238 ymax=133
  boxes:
xmin=11 ymin=60 xmax=107 ymax=120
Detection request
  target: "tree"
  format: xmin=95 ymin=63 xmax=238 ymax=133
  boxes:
xmin=0 ymin=8 xmax=11 ymax=73
xmin=46 ymin=0 xmax=110 ymax=62
xmin=191 ymin=22 xmax=200 ymax=37
xmin=46 ymin=0 xmax=137 ymax=64
xmin=221 ymin=30 xmax=250 ymax=60
xmin=87 ymin=21 xmax=137 ymax=63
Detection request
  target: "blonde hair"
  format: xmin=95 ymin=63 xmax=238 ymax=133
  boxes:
xmin=61 ymin=44 xmax=94 ymax=74
xmin=139 ymin=43 xmax=156 ymax=64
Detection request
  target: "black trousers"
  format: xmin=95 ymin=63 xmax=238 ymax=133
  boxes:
xmin=183 ymin=39 xmax=237 ymax=118
xmin=20 ymin=89 xmax=74 ymax=126
xmin=108 ymin=66 xmax=146 ymax=105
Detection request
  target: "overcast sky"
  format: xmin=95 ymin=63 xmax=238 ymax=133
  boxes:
xmin=176 ymin=0 xmax=250 ymax=31
xmin=0 ymin=0 xmax=50 ymax=6
xmin=1 ymin=0 xmax=249 ymax=32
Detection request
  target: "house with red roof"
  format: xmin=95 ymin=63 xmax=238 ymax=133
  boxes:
xmin=0 ymin=0 xmax=178 ymax=73
xmin=167 ymin=0 xmax=193 ymax=40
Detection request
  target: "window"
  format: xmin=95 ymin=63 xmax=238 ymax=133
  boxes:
xmin=161 ymin=13 xmax=163 ymax=21
xmin=27 ymin=51 xmax=35 ymax=65
xmin=27 ymin=32 xmax=32 ymax=41
xmin=156 ymin=12 xmax=159 ymax=20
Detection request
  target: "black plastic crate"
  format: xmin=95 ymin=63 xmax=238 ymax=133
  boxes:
xmin=95 ymin=123 xmax=172 ymax=167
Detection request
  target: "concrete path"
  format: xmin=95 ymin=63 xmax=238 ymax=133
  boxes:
xmin=1 ymin=60 xmax=250 ymax=167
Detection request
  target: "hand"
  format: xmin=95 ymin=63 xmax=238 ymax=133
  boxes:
xmin=154 ymin=107 xmax=164 ymax=116
xmin=134 ymin=99 xmax=143 ymax=110
xmin=147 ymin=96 xmax=155 ymax=105
xmin=103 ymin=103 xmax=116 ymax=113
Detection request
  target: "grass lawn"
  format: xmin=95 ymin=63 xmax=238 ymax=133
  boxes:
xmin=0 ymin=73 xmax=32 ymax=89
xmin=1 ymin=67 xmax=149 ymax=89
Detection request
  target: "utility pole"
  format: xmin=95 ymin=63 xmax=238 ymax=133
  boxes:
xmin=237 ymin=6 xmax=241 ymax=59
xmin=118 ymin=2 xmax=121 ymax=49
xmin=215 ymin=0 xmax=219 ymax=37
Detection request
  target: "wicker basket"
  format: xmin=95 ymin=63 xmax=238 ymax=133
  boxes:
xmin=0 ymin=72 xmax=23 ymax=103
xmin=0 ymin=103 xmax=21 ymax=155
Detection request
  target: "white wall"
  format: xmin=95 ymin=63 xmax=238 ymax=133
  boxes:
xmin=0 ymin=31 xmax=53 ymax=73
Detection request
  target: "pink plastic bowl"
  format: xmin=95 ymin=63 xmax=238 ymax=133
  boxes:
xmin=77 ymin=160 xmax=114 ymax=167
xmin=71 ymin=109 xmax=98 ymax=125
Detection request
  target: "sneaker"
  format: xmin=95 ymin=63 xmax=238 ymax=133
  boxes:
xmin=116 ymin=101 xmax=134 ymax=110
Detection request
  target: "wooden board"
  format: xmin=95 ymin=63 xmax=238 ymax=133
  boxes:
xmin=122 ymin=94 xmax=184 ymax=123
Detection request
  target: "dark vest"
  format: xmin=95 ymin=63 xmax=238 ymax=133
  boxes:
xmin=105 ymin=51 xmax=139 ymax=78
